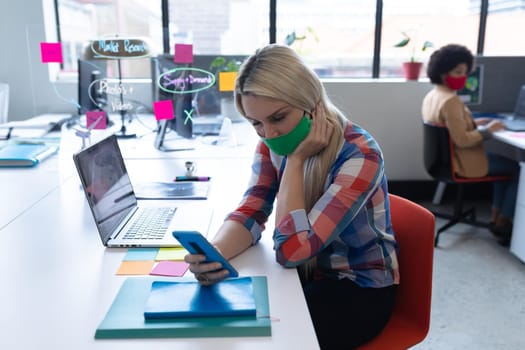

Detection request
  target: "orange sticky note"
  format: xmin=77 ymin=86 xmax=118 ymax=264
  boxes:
xmin=115 ymin=260 xmax=155 ymax=275
xmin=218 ymin=71 xmax=237 ymax=92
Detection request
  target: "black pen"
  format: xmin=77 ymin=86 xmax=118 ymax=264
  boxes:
xmin=174 ymin=176 xmax=210 ymax=182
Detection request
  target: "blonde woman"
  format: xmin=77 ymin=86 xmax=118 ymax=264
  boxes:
xmin=185 ymin=44 xmax=399 ymax=349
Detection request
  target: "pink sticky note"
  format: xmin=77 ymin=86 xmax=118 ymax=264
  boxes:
xmin=153 ymin=100 xmax=174 ymax=120
xmin=40 ymin=42 xmax=63 ymax=63
xmin=86 ymin=110 xmax=107 ymax=129
xmin=174 ymin=44 xmax=193 ymax=64
xmin=150 ymin=261 xmax=189 ymax=277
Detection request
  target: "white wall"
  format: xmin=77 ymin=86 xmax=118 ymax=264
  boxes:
xmin=324 ymin=80 xmax=433 ymax=180
xmin=0 ymin=0 xmax=433 ymax=181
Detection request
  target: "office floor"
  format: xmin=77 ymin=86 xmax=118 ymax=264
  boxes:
xmin=412 ymin=199 xmax=525 ymax=350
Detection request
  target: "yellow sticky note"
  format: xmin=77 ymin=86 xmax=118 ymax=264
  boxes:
xmin=115 ymin=260 xmax=155 ymax=275
xmin=155 ymin=247 xmax=188 ymax=261
xmin=219 ymin=71 xmax=237 ymax=92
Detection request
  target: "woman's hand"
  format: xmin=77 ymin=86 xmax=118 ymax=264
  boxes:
xmin=290 ymin=104 xmax=334 ymax=162
xmin=486 ymin=119 xmax=505 ymax=133
xmin=474 ymin=117 xmax=492 ymax=125
xmin=184 ymin=252 xmax=230 ymax=286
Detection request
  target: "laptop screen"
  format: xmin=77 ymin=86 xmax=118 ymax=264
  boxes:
xmin=514 ymin=85 xmax=525 ymax=117
xmin=73 ymin=135 xmax=137 ymax=243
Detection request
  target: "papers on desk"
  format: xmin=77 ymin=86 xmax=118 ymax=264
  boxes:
xmin=133 ymin=181 xmax=210 ymax=200
xmin=94 ymin=276 xmax=271 ymax=339
xmin=0 ymin=114 xmax=74 ymax=138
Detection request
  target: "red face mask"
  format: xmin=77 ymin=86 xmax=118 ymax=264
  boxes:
xmin=445 ymin=75 xmax=467 ymax=90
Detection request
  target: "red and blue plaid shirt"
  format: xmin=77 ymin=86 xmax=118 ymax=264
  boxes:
xmin=226 ymin=121 xmax=399 ymax=288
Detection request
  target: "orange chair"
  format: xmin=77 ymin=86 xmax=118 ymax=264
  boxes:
xmin=423 ymin=122 xmax=512 ymax=246
xmin=357 ymin=194 xmax=435 ymax=350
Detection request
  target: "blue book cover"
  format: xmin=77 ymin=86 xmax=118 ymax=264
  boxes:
xmin=0 ymin=143 xmax=58 ymax=167
xmin=144 ymin=277 xmax=256 ymax=319
xmin=94 ymin=276 xmax=271 ymax=339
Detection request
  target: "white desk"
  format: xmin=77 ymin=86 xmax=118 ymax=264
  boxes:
xmin=493 ymin=131 xmax=525 ymax=263
xmin=0 ymin=119 xmax=320 ymax=349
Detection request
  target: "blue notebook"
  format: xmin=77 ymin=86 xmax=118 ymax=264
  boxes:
xmin=0 ymin=143 xmax=58 ymax=167
xmin=95 ymin=276 xmax=271 ymax=339
xmin=144 ymin=277 xmax=256 ymax=319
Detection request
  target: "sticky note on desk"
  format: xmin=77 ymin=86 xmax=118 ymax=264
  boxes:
xmin=150 ymin=261 xmax=189 ymax=277
xmin=40 ymin=42 xmax=63 ymax=63
xmin=116 ymin=260 xmax=155 ymax=275
xmin=124 ymin=248 xmax=159 ymax=261
xmin=155 ymin=247 xmax=188 ymax=261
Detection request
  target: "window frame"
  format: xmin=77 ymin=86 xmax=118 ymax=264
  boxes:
xmin=52 ymin=0 xmax=499 ymax=79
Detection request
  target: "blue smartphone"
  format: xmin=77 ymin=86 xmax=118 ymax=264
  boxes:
xmin=172 ymin=230 xmax=239 ymax=278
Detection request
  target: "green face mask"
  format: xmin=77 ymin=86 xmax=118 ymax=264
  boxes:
xmin=263 ymin=114 xmax=311 ymax=156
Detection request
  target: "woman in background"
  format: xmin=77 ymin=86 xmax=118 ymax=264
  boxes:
xmin=422 ymin=43 xmax=519 ymax=245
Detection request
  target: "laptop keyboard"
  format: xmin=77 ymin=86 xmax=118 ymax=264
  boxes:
xmin=123 ymin=207 xmax=177 ymax=240
xmin=504 ymin=118 xmax=525 ymax=131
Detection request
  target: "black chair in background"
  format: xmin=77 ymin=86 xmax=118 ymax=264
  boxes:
xmin=422 ymin=122 xmax=512 ymax=246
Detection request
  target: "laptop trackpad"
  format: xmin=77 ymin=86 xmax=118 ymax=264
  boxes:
xmin=168 ymin=205 xmax=213 ymax=237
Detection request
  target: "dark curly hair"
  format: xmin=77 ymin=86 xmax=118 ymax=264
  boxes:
xmin=426 ymin=44 xmax=474 ymax=84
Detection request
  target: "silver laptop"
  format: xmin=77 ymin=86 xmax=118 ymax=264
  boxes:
xmin=73 ymin=134 xmax=212 ymax=247
xmin=503 ymin=85 xmax=525 ymax=131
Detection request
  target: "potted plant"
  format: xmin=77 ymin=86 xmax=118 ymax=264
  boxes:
xmin=394 ymin=32 xmax=434 ymax=80
xmin=209 ymin=56 xmax=243 ymax=122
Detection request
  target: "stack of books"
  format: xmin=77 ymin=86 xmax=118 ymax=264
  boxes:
xmin=95 ymin=276 xmax=271 ymax=339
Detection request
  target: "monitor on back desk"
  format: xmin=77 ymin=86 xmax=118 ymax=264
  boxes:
xmin=502 ymin=85 xmax=525 ymax=131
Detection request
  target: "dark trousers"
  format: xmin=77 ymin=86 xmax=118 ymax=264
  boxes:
xmin=302 ymin=278 xmax=397 ymax=350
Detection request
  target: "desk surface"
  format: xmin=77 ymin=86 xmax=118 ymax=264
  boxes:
xmin=493 ymin=130 xmax=525 ymax=151
xmin=0 ymin=117 xmax=319 ymax=349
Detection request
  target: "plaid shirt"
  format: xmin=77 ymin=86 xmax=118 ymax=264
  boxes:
xmin=226 ymin=122 xmax=399 ymax=288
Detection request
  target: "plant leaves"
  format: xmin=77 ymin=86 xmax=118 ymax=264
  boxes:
xmin=394 ymin=38 xmax=410 ymax=48
xmin=284 ymin=32 xmax=296 ymax=46
xmin=422 ymin=41 xmax=434 ymax=51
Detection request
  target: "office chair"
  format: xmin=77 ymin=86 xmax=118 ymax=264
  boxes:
xmin=0 ymin=83 xmax=8 ymax=124
xmin=423 ymin=122 xmax=512 ymax=246
xmin=357 ymin=194 xmax=434 ymax=350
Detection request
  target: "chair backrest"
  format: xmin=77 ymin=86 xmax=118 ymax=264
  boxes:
xmin=423 ymin=122 xmax=453 ymax=181
xmin=0 ymin=83 xmax=8 ymax=124
xmin=357 ymin=194 xmax=435 ymax=350
xmin=423 ymin=121 xmax=512 ymax=184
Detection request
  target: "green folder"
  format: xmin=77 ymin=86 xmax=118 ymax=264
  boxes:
xmin=95 ymin=276 xmax=271 ymax=339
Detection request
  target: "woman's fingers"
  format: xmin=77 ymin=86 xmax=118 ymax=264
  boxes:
xmin=184 ymin=253 xmax=229 ymax=285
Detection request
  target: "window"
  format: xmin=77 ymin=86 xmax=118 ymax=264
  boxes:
xmin=167 ymin=0 xmax=269 ymax=55
xmin=382 ymin=0 xmax=480 ymax=77
xmin=56 ymin=0 xmax=163 ymax=78
xmin=276 ymin=0 xmax=377 ymax=78
xmin=484 ymin=1 xmax=525 ymax=55
xmin=54 ymin=0 xmax=525 ymax=80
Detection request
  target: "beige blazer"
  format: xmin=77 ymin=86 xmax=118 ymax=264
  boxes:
xmin=422 ymin=85 xmax=488 ymax=178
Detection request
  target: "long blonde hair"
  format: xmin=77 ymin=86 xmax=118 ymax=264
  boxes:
xmin=235 ymin=44 xmax=347 ymax=279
